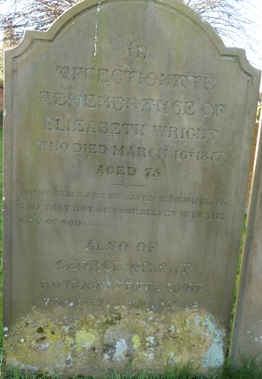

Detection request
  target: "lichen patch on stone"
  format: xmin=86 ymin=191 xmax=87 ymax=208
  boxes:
xmin=201 ymin=316 xmax=225 ymax=368
xmin=75 ymin=330 xmax=96 ymax=350
xmin=4 ymin=306 xmax=226 ymax=377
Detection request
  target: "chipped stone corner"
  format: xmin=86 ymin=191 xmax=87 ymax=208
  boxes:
xmin=4 ymin=306 xmax=226 ymax=377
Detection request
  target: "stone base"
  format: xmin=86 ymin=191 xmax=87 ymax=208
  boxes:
xmin=4 ymin=306 xmax=226 ymax=377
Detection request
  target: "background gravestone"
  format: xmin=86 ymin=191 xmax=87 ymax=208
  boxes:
xmin=3 ymin=0 xmax=260 ymax=376
xmin=230 ymin=115 xmax=262 ymax=366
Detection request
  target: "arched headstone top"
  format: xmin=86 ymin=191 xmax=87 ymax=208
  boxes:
xmin=8 ymin=0 xmax=259 ymax=77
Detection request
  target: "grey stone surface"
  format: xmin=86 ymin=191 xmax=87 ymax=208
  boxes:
xmin=3 ymin=0 xmax=260 ymax=376
xmin=230 ymin=116 xmax=262 ymax=366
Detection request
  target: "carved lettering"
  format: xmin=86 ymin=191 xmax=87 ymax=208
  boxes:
xmin=43 ymin=297 xmax=199 ymax=310
xmin=128 ymin=40 xmax=150 ymax=61
xmin=113 ymin=146 xmax=168 ymax=158
xmin=85 ymin=240 xmax=158 ymax=253
xmin=174 ymin=150 xmax=224 ymax=162
xmin=153 ymin=125 xmax=218 ymax=141
xmin=73 ymin=143 xmax=107 ymax=154
xmin=55 ymin=65 xmax=215 ymax=91
xmin=41 ymin=279 xmax=203 ymax=292
xmin=19 ymin=203 xmax=40 ymax=210
xmin=40 ymin=92 xmax=222 ymax=116
xmin=43 ymin=204 xmax=70 ymax=211
xmin=19 ymin=218 xmax=41 ymax=224
xmin=56 ymin=260 xmax=123 ymax=272
xmin=128 ymin=262 xmax=190 ymax=273
xmin=56 ymin=260 xmax=189 ymax=274
xmin=96 ymin=165 xmax=137 ymax=176
xmin=36 ymin=140 xmax=69 ymax=152
xmin=44 ymin=118 xmax=146 ymax=136
xmin=20 ymin=189 xmax=228 ymax=207
xmin=112 ymin=208 xmax=177 ymax=216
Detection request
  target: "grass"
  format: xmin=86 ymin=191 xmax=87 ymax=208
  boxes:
xmin=1 ymin=357 xmax=262 ymax=379
xmin=0 ymin=126 xmax=260 ymax=378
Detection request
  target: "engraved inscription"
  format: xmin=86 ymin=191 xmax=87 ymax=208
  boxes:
xmin=39 ymin=92 xmax=223 ymax=117
xmin=43 ymin=118 xmax=220 ymax=143
xmin=56 ymin=260 xmax=123 ymax=272
xmin=112 ymin=145 xmax=168 ymax=158
xmin=40 ymin=279 xmax=203 ymax=293
xmin=96 ymin=165 xmax=138 ymax=176
xmin=56 ymin=260 xmax=190 ymax=273
xmin=44 ymin=118 xmax=146 ymax=136
xmin=55 ymin=65 xmax=215 ymax=91
xmin=35 ymin=140 xmax=226 ymax=163
xmin=18 ymin=189 xmax=229 ymax=226
xmin=153 ymin=124 xmax=218 ymax=140
xmin=128 ymin=40 xmax=150 ymax=61
xmin=17 ymin=42 xmax=231 ymax=319
xmin=174 ymin=150 xmax=223 ymax=162
xmin=42 ymin=297 xmax=199 ymax=310
xmin=85 ymin=239 xmax=158 ymax=253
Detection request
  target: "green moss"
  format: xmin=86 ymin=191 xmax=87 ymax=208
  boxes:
xmin=104 ymin=312 xmax=122 ymax=326
xmin=36 ymin=327 xmax=45 ymax=334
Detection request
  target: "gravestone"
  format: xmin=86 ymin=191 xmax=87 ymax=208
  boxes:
xmin=3 ymin=0 xmax=260 ymax=376
xmin=230 ymin=116 xmax=262 ymax=366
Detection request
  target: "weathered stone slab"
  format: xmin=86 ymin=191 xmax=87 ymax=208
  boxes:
xmin=3 ymin=0 xmax=260 ymax=376
xmin=230 ymin=117 xmax=262 ymax=366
